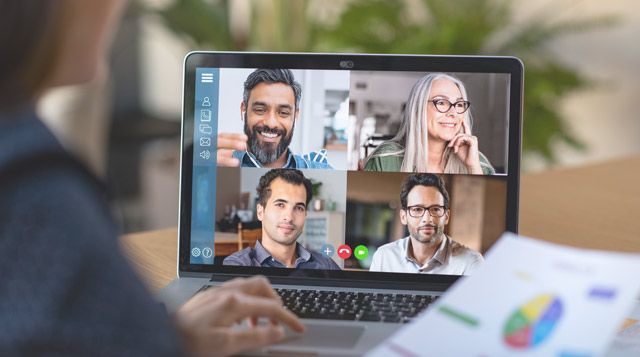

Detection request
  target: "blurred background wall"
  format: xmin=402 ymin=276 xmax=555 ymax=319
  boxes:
xmin=37 ymin=0 xmax=640 ymax=233
xmin=516 ymin=1 xmax=640 ymax=170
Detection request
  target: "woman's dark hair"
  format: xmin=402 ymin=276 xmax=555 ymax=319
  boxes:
xmin=256 ymin=169 xmax=313 ymax=207
xmin=399 ymin=173 xmax=450 ymax=209
xmin=0 ymin=1 xmax=65 ymax=112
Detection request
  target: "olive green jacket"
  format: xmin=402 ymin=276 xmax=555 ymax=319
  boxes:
xmin=363 ymin=141 xmax=496 ymax=175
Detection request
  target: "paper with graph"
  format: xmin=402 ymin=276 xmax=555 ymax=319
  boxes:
xmin=367 ymin=233 xmax=640 ymax=357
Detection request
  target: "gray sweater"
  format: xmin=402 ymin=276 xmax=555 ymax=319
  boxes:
xmin=0 ymin=108 xmax=183 ymax=355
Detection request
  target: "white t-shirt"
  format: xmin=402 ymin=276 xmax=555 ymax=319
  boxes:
xmin=369 ymin=235 xmax=483 ymax=275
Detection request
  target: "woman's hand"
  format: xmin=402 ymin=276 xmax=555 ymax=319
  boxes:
xmin=448 ymin=121 xmax=483 ymax=174
xmin=216 ymin=133 xmax=248 ymax=167
xmin=174 ymin=276 xmax=305 ymax=357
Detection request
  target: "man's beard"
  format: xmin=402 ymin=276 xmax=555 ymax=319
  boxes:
xmin=244 ymin=114 xmax=294 ymax=165
xmin=410 ymin=224 xmax=445 ymax=246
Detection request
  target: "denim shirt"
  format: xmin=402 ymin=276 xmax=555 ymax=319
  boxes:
xmin=0 ymin=108 xmax=182 ymax=354
xmin=232 ymin=149 xmax=332 ymax=169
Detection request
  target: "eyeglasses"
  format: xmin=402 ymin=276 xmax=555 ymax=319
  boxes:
xmin=406 ymin=205 xmax=447 ymax=218
xmin=430 ymin=99 xmax=471 ymax=114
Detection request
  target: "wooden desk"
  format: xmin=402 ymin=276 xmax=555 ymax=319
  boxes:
xmin=120 ymin=230 xmax=236 ymax=291
xmin=519 ymin=155 xmax=640 ymax=252
xmin=121 ymin=156 xmax=640 ymax=292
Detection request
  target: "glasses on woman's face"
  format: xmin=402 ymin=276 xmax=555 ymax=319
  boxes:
xmin=430 ymin=99 xmax=471 ymax=114
xmin=406 ymin=205 xmax=447 ymax=218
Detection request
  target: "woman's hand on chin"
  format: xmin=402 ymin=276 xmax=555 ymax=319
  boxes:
xmin=448 ymin=121 xmax=483 ymax=174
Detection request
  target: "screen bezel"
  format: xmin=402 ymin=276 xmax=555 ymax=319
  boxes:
xmin=179 ymin=51 xmax=523 ymax=287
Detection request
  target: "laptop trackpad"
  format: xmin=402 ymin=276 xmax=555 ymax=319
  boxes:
xmin=279 ymin=323 xmax=364 ymax=348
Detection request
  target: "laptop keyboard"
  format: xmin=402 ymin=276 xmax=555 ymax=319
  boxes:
xmin=198 ymin=285 xmax=436 ymax=323
xmin=275 ymin=288 xmax=436 ymax=323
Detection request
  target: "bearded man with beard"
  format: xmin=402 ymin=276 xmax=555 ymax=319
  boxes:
xmin=221 ymin=69 xmax=332 ymax=169
xmin=370 ymin=173 xmax=483 ymax=275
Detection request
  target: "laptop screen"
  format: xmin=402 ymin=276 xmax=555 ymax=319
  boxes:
xmin=182 ymin=53 xmax=522 ymax=283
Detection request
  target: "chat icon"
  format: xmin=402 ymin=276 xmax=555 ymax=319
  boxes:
xmin=199 ymin=124 xmax=212 ymax=135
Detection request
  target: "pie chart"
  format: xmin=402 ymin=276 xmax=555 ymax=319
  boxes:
xmin=503 ymin=294 xmax=563 ymax=349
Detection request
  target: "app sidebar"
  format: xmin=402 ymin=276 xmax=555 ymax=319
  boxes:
xmin=190 ymin=68 xmax=219 ymax=264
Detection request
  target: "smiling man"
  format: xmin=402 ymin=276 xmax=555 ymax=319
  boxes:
xmin=223 ymin=169 xmax=340 ymax=270
xmin=219 ymin=69 xmax=332 ymax=169
xmin=370 ymin=173 xmax=483 ymax=275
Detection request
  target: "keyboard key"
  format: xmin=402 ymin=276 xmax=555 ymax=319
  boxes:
xmin=358 ymin=312 xmax=383 ymax=322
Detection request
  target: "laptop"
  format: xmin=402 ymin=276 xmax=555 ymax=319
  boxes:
xmin=158 ymin=52 xmax=523 ymax=355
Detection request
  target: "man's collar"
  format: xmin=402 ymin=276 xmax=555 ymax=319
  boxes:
xmin=432 ymin=235 xmax=450 ymax=266
xmin=242 ymin=149 xmax=295 ymax=168
xmin=296 ymin=242 xmax=312 ymax=262
xmin=283 ymin=149 xmax=294 ymax=168
xmin=404 ymin=235 xmax=451 ymax=268
xmin=253 ymin=240 xmax=272 ymax=264
xmin=253 ymin=239 xmax=312 ymax=265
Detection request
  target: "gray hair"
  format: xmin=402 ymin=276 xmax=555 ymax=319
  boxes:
xmin=243 ymin=68 xmax=302 ymax=110
xmin=373 ymin=73 xmax=473 ymax=173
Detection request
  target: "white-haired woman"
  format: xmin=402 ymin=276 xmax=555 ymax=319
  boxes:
xmin=364 ymin=73 xmax=495 ymax=175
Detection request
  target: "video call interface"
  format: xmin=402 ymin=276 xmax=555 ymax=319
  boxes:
xmin=189 ymin=67 xmax=511 ymax=277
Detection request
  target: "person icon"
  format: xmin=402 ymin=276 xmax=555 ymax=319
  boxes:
xmin=202 ymin=96 xmax=211 ymax=107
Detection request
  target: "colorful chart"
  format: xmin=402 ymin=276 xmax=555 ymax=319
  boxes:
xmin=503 ymin=294 xmax=563 ymax=349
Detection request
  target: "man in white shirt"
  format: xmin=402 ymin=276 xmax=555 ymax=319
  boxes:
xmin=369 ymin=173 xmax=483 ymax=275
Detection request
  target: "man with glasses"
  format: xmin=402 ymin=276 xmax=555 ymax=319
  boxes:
xmin=369 ymin=173 xmax=484 ymax=274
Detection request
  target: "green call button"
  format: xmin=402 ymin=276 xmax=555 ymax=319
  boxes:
xmin=354 ymin=245 xmax=369 ymax=260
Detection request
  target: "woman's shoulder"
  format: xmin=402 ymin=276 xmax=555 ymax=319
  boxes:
xmin=1 ymin=112 xmax=111 ymax=233
xmin=373 ymin=140 xmax=404 ymax=153
xmin=0 ymin=116 xmax=182 ymax=353
xmin=363 ymin=141 xmax=404 ymax=171
xmin=478 ymin=151 xmax=496 ymax=175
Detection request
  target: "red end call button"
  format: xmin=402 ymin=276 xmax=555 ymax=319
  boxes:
xmin=337 ymin=244 xmax=352 ymax=259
